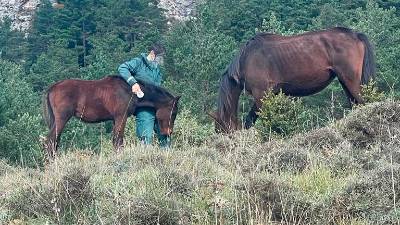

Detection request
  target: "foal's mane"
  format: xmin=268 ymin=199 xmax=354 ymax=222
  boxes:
xmin=109 ymin=76 xmax=175 ymax=102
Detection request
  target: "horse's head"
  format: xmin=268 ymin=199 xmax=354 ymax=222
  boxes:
xmin=134 ymin=81 xmax=180 ymax=136
xmin=156 ymin=96 xmax=181 ymax=136
xmin=207 ymin=111 xmax=240 ymax=133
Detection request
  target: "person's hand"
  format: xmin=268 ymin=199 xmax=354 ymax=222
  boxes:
xmin=131 ymin=83 xmax=142 ymax=94
xmin=52 ymin=2 xmax=65 ymax=9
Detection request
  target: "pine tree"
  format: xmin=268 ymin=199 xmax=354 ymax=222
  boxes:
xmin=0 ymin=18 xmax=29 ymax=64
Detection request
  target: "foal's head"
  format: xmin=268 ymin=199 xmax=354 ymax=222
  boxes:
xmin=156 ymin=96 xmax=180 ymax=136
xmin=136 ymin=81 xmax=181 ymax=136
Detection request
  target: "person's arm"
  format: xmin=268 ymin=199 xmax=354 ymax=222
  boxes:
xmin=155 ymin=69 xmax=163 ymax=86
xmin=118 ymin=58 xmax=141 ymax=86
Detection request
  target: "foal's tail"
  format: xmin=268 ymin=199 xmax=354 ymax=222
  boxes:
xmin=357 ymin=32 xmax=376 ymax=85
xmin=42 ymin=90 xmax=55 ymax=130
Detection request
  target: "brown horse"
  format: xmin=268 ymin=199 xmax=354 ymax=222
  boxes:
xmin=210 ymin=27 xmax=376 ymax=132
xmin=42 ymin=76 xmax=180 ymax=157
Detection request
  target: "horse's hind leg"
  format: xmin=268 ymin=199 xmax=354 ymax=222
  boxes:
xmin=46 ymin=115 xmax=70 ymax=158
xmin=336 ymin=67 xmax=364 ymax=105
xmin=334 ymin=45 xmax=365 ymax=105
xmin=338 ymin=79 xmax=361 ymax=105
xmin=112 ymin=115 xmax=127 ymax=152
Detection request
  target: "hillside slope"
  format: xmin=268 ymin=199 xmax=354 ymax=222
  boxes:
xmin=1 ymin=100 xmax=399 ymax=224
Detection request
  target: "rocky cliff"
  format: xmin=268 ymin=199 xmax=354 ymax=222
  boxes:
xmin=159 ymin=0 xmax=198 ymax=22
xmin=0 ymin=0 xmax=40 ymax=30
xmin=0 ymin=0 xmax=199 ymax=31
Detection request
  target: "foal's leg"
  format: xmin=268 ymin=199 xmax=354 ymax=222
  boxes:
xmin=112 ymin=115 xmax=127 ymax=152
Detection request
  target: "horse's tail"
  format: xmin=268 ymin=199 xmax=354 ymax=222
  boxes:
xmin=357 ymin=32 xmax=376 ymax=85
xmin=42 ymin=90 xmax=54 ymax=130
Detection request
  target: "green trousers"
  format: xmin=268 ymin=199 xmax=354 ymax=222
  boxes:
xmin=135 ymin=107 xmax=170 ymax=148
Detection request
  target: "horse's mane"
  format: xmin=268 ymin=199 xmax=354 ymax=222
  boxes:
xmin=217 ymin=36 xmax=277 ymax=126
xmin=217 ymin=71 xmax=240 ymax=124
xmin=224 ymin=33 xmax=282 ymax=85
xmin=217 ymin=33 xmax=278 ymax=123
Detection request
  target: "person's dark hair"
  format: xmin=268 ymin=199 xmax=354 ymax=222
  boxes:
xmin=148 ymin=43 xmax=166 ymax=56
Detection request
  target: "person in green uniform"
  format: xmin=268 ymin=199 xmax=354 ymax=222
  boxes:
xmin=118 ymin=43 xmax=170 ymax=147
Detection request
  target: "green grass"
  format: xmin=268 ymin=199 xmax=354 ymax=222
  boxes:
xmin=291 ymin=166 xmax=346 ymax=201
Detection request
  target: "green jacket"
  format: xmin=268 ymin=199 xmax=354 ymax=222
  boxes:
xmin=118 ymin=53 xmax=162 ymax=86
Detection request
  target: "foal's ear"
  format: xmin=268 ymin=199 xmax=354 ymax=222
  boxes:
xmin=175 ymin=95 xmax=181 ymax=101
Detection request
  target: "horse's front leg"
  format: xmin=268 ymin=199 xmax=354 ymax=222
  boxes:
xmin=245 ymin=103 xmax=259 ymax=129
xmin=244 ymin=91 xmax=264 ymax=129
xmin=112 ymin=116 xmax=127 ymax=152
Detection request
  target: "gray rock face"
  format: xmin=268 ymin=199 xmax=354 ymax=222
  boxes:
xmin=0 ymin=0 xmax=199 ymax=31
xmin=0 ymin=0 xmax=40 ymax=31
xmin=158 ymin=0 xmax=200 ymax=22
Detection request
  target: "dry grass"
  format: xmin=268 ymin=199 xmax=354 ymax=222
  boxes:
xmin=1 ymin=100 xmax=400 ymax=224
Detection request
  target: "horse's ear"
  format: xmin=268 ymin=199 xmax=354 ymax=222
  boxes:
xmin=206 ymin=111 xmax=218 ymax=122
xmin=175 ymin=95 xmax=181 ymax=101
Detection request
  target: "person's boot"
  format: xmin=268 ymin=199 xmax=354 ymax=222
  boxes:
xmin=52 ymin=2 xmax=64 ymax=9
